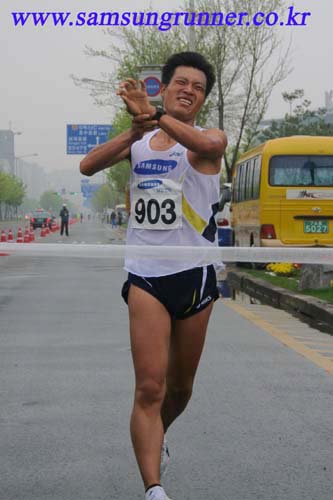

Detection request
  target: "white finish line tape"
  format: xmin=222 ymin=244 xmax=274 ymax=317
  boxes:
xmin=0 ymin=243 xmax=332 ymax=264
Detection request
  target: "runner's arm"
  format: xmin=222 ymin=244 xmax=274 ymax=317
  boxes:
xmin=158 ymin=115 xmax=227 ymax=160
xmin=80 ymin=129 xmax=133 ymax=177
xmin=80 ymin=115 xmax=157 ymax=176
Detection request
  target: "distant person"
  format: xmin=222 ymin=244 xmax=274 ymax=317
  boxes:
xmin=110 ymin=210 xmax=117 ymax=228
xmin=59 ymin=204 xmax=69 ymax=236
xmin=80 ymin=212 xmax=83 ymax=223
xmin=117 ymin=211 xmax=123 ymax=227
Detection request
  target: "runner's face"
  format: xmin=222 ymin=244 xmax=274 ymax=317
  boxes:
xmin=161 ymin=66 xmax=207 ymax=123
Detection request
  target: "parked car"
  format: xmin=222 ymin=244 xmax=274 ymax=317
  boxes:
xmin=30 ymin=209 xmax=54 ymax=230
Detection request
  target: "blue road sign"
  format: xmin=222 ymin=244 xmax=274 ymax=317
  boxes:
xmin=144 ymin=77 xmax=161 ymax=97
xmin=67 ymin=124 xmax=113 ymax=155
xmin=80 ymin=179 xmax=102 ymax=199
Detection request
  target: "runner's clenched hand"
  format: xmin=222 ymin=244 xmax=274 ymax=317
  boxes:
xmin=131 ymin=113 xmax=158 ymax=139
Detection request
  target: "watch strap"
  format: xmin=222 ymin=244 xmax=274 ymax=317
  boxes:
xmin=152 ymin=106 xmax=166 ymax=122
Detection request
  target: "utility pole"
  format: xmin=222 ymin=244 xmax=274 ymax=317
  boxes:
xmin=189 ymin=0 xmax=196 ymax=50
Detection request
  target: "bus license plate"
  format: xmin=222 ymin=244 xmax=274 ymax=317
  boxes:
xmin=304 ymin=220 xmax=328 ymax=234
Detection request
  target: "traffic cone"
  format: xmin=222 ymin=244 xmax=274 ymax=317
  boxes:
xmin=16 ymin=227 xmax=23 ymax=243
xmin=7 ymin=228 xmax=13 ymax=241
xmin=45 ymin=224 xmax=50 ymax=235
xmin=51 ymin=221 xmax=57 ymax=232
xmin=40 ymin=224 xmax=46 ymax=237
xmin=24 ymin=226 xmax=30 ymax=243
xmin=29 ymin=226 xmax=35 ymax=242
xmin=1 ymin=229 xmax=6 ymax=242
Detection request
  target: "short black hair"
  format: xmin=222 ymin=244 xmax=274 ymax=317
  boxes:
xmin=161 ymin=52 xmax=215 ymax=98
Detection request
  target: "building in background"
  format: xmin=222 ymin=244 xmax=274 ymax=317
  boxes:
xmin=0 ymin=130 xmax=15 ymax=173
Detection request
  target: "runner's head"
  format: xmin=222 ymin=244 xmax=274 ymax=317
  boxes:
xmin=161 ymin=52 xmax=215 ymax=98
xmin=160 ymin=52 xmax=215 ymax=123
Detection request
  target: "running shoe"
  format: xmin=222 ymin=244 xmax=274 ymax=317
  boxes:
xmin=160 ymin=436 xmax=170 ymax=477
xmin=145 ymin=485 xmax=173 ymax=500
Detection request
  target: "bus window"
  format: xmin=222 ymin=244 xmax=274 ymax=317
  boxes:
xmin=252 ymin=157 xmax=261 ymax=199
xmin=233 ymin=167 xmax=240 ymax=202
xmin=269 ymin=155 xmax=333 ymax=186
xmin=245 ymin=159 xmax=254 ymax=200
xmin=239 ymin=163 xmax=246 ymax=201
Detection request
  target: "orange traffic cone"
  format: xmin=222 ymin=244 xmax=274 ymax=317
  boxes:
xmin=24 ymin=227 xmax=30 ymax=243
xmin=7 ymin=228 xmax=13 ymax=241
xmin=45 ymin=224 xmax=50 ymax=236
xmin=16 ymin=227 xmax=23 ymax=243
xmin=40 ymin=224 xmax=46 ymax=237
xmin=29 ymin=226 xmax=35 ymax=242
xmin=1 ymin=229 xmax=6 ymax=242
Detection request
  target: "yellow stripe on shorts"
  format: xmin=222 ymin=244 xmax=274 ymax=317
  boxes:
xmin=184 ymin=289 xmax=197 ymax=314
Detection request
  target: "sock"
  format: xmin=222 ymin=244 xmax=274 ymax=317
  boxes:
xmin=145 ymin=484 xmax=161 ymax=493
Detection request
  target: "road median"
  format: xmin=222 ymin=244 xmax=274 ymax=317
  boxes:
xmin=227 ymin=268 xmax=333 ymax=334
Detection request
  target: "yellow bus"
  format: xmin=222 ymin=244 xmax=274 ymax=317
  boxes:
xmin=231 ymin=136 xmax=333 ymax=247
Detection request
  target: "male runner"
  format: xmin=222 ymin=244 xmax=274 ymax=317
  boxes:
xmin=80 ymin=52 xmax=227 ymax=500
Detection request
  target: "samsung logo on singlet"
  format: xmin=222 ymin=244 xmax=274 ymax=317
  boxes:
xmin=137 ymin=180 xmax=162 ymax=189
xmin=134 ymin=159 xmax=177 ymax=175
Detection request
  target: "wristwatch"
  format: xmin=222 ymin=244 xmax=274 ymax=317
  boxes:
xmin=152 ymin=105 xmax=166 ymax=122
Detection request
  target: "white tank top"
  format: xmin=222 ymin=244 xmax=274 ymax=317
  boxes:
xmin=125 ymin=128 xmax=220 ymax=277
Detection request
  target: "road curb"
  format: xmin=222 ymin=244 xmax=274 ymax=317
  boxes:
xmin=227 ymin=269 xmax=333 ymax=332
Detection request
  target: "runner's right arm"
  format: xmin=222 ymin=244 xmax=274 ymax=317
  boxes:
xmin=80 ymin=114 xmax=157 ymax=176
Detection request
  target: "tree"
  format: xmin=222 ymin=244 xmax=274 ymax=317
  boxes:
xmin=0 ymin=172 xmax=9 ymax=219
xmin=105 ymin=110 xmax=132 ymax=195
xmin=282 ymin=88 xmax=304 ymax=115
xmin=91 ymin=184 xmax=118 ymax=213
xmin=258 ymin=90 xmax=333 ymax=142
xmin=0 ymin=173 xmax=26 ymax=219
xmin=40 ymin=190 xmax=64 ymax=214
xmin=73 ymin=0 xmax=290 ymax=181
xmin=5 ymin=176 xmax=25 ymax=217
xmin=20 ymin=197 xmax=39 ymax=214
xmin=194 ymin=0 xmax=291 ymax=178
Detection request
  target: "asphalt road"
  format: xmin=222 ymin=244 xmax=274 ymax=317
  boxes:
xmin=0 ymin=221 xmax=332 ymax=500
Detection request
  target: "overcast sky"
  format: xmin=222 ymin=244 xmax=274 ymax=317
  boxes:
xmin=1 ymin=0 xmax=332 ymax=172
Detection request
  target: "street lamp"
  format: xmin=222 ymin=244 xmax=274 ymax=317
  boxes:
xmin=15 ymin=153 xmax=38 ymax=177
xmin=81 ymin=77 xmax=113 ymax=90
xmin=81 ymin=77 xmax=111 ymax=85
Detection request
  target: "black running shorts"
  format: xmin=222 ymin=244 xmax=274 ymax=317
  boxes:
xmin=121 ymin=265 xmax=219 ymax=320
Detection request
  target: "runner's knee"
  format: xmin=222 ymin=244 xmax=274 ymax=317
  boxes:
xmin=135 ymin=379 xmax=166 ymax=407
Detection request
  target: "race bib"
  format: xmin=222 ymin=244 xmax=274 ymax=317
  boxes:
xmin=131 ymin=178 xmax=183 ymax=230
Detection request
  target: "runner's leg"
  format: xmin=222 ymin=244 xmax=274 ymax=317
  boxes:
xmin=128 ymin=285 xmax=172 ymax=489
xmin=161 ymin=302 xmax=214 ymax=432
